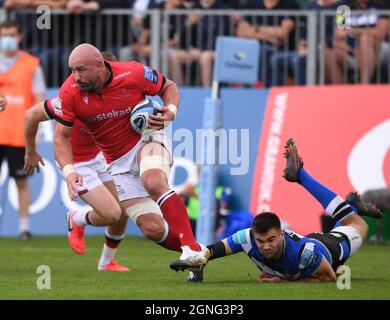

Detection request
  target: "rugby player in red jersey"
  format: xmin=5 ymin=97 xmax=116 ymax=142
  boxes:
xmin=23 ymin=52 xmax=130 ymax=272
xmin=53 ymin=43 xmax=207 ymax=269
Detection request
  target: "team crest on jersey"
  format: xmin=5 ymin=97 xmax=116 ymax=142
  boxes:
xmin=143 ymin=66 xmax=158 ymax=84
xmin=299 ymin=243 xmax=317 ymax=269
xmin=83 ymin=95 xmax=88 ymax=104
xmin=51 ymin=97 xmax=63 ymax=116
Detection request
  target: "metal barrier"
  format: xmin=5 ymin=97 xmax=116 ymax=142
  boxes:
xmin=0 ymin=8 xmax=6 ymax=24
xmin=161 ymin=9 xmax=317 ymax=87
xmin=0 ymin=8 xmax=389 ymax=87
xmin=4 ymin=9 xmax=159 ymax=87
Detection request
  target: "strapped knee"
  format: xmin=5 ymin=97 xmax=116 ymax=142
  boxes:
xmin=139 ymin=155 xmax=170 ymax=178
xmin=125 ymin=198 xmax=162 ymax=223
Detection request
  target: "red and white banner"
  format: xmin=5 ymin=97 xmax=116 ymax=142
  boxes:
xmin=250 ymin=85 xmax=390 ymax=234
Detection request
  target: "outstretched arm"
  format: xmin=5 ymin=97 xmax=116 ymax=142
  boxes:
xmin=206 ymin=239 xmax=236 ymax=261
xmin=206 ymin=228 xmax=252 ymax=261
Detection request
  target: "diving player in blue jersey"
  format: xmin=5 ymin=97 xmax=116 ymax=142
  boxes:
xmin=176 ymin=138 xmax=382 ymax=282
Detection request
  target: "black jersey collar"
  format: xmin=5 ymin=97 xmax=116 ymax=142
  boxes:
xmin=103 ymin=60 xmax=113 ymax=88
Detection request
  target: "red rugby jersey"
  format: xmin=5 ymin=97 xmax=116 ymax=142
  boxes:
xmin=44 ymin=99 xmax=100 ymax=163
xmin=49 ymin=61 xmax=165 ymax=163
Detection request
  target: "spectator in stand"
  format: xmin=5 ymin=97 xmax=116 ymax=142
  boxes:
xmin=66 ymin=0 xmax=100 ymax=13
xmin=325 ymin=0 xmax=389 ymax=84
xmin=66 ymin=0 xmax=132 ymax=12
xmin=235 ymin=0 xmax=300 ymax=88
xmin=131 ymin=0 xmax=160 ymax=22
xmin=3 ymin=0 xmax=66 ymax=8
xmin=271 ymin=0 xmax=350 ymax=86
xmin=169 ymin=0 xmax=229 ymax=87
xmin=4 ymin=0 xmax=138 ymax=88
xmin=119 ymin=0 xmax=188 ymax=64
xmin=377 ymin=0 xmax=390 ymax=80
xmin=220 ymin=0 xmax=252 ymax=8
xmin=0 ymin=20 xmax=46 ymax=240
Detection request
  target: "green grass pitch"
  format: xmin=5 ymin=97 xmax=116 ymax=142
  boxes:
xmin=0 ymin=236 xmax=389 ymax=300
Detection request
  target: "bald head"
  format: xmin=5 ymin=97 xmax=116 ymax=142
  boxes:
xmin=69 ymin=43 xmax=103 ymax=66
xmin=68 ymin=43 xmax=108 ymax=92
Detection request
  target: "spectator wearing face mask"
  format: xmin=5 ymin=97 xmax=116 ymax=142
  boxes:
xmin=0 ymin=20 xmax=46 ymax=240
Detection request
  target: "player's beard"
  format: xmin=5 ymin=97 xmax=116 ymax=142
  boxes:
xmin=268 ymin=240 xmax=284 ymax=261
xmin=262 ymin=250 xmax=276 ymax=259
xmin=77 ymin=78 xmax=98 ymax=92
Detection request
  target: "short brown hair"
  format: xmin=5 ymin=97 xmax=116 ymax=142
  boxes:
xmin=0 ymin=20 xmax=21 ymax=34
xmin=252 ymin=212 xmax=281 ymax=234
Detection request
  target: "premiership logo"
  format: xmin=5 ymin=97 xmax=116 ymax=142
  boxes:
xmin=51 ymin=97 xmax=63 ymax=116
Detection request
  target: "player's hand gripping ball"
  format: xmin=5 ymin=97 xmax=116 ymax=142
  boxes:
xmin=130 ymin=99 xmax=163 ymax=134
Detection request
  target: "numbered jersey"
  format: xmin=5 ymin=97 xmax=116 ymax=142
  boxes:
xmin=227 ymin=228 xmax=351 ymax=280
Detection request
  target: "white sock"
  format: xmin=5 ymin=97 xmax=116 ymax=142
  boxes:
xmin=72 ymin=210 xmax=90 ymax=227
xmin=19 ymin=217 xmax=29 ymax=233
xmin=99 ymin=244 xmax=117 ymax=267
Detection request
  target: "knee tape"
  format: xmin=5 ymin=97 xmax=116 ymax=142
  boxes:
xmin=139 ymin=155 xmax=170 ymax=178
xmin=125 ymin=198 xmax=162 ymax=223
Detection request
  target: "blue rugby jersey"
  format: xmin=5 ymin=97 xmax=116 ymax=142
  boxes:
xmin=226 ymin=228 xmax=350 ymax=280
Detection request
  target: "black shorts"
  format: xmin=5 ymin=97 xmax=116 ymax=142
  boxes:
xmin=306 ymin=231 xmax=351 ymax=271
xmin=0 ymin=145 xmax=28 ymax=179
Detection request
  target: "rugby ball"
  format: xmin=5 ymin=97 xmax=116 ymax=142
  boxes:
xmin=130 ymin=99 xmax=163 ymax=134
